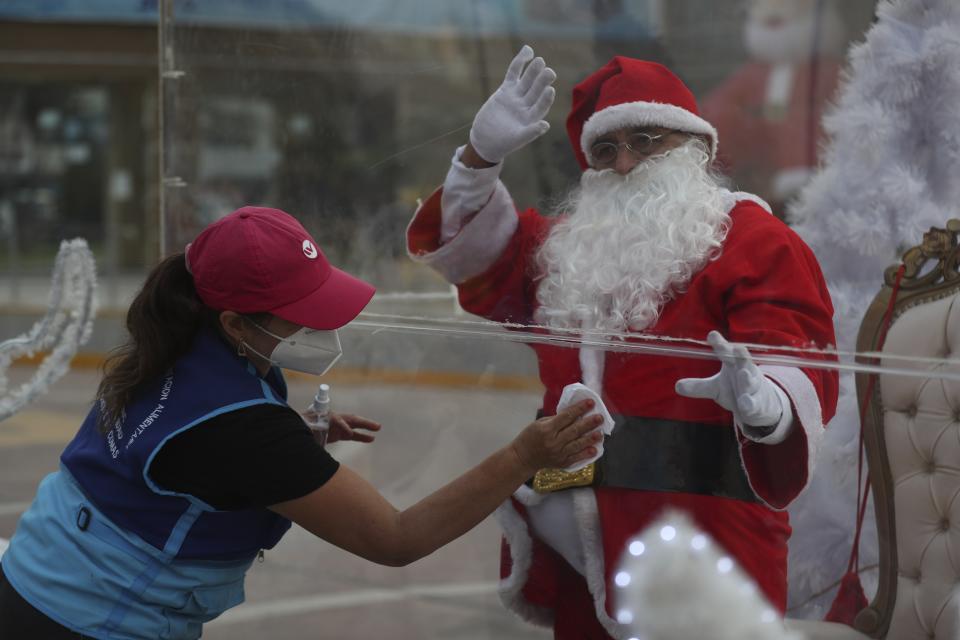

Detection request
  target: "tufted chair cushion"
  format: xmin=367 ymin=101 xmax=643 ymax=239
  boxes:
xmin=875 ymin=293 xmax=960 ymax=639
xmin=788 ymin=291 xmax=960 ymax=640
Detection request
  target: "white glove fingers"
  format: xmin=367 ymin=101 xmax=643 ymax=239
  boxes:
xmin=524 ymin=66 xmax=556 ymax=106
xmin=528 ymin=86 xmax=556 ymax=121
xmin=706 ymin=330 xmax=729 ymax=349
xmin=706 ymin=331 xmax=736 ymax=366
xmin=675 ymin=376 xmax=719 ymax=400
xmin=738 ymin=392 xmax=759 ymax=416
xmin=731 ymin=343 xmax=755 ymax=369
xmin=517 ymin=56 xmax=546 ymax=95
xmin=736 ymin=367 xmax=762 ymax=395
xmin=524 ymin=120 xmax=551 ymax=140
xmin=469 ymin=45 xmax=552 ymax=163
xmin=504 ymin=45 xmax=534 ymax=83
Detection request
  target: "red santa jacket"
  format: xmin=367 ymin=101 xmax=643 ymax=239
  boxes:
xmin=407 ymin=186 xmax=838 ymax=637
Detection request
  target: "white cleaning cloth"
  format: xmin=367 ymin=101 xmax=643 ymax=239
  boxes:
xmin=556 ymin=382 xmax=615 ymax=471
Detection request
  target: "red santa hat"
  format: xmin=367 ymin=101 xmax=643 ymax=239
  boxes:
xmin=566 ymin=57 xmax=719 ymax=170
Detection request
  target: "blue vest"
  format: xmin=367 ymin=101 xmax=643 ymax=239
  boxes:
xmin=3 ymin=330 xmax=295 ymax=639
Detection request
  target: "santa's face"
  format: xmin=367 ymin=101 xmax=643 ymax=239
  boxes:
xmin=535 ymin=140 xmax=731 ymax=335
xmin=744 ymin=0 xmax=846 ymax=63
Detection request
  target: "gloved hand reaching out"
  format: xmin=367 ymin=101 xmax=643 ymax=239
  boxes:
xmin=675 ymin=331 xmax=794 ymax=444
xmin=468 ymin=45 xmax=557 ymax=164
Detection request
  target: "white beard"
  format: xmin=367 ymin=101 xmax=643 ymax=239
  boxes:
xmin=534 ymin=141 xmax=732 ymax=335
xmin=744 ymin=3 xmax=846 ymax=64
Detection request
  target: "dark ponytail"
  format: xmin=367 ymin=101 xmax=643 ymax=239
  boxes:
xmin=96 ymin=253 xmax=219 ymax=433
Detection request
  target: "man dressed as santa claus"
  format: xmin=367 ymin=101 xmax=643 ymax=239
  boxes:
xmin=407 ymin=47 xmax=838 ymax=639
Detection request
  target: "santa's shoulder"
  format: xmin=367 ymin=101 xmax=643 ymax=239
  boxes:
xmin=723 ymin=193 xmax=815 ymax=253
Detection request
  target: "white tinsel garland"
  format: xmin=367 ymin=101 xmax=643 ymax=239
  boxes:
xmin=787 ymin=0 xmax=960 ymax=618
xmin=0 ymin=238 xmax=98 ymax=421
xmin=613 ymin=510 xmax=804 ymax=640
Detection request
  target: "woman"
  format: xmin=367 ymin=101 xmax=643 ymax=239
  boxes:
xmin=0 ymin=206 xmax=602 ymax=639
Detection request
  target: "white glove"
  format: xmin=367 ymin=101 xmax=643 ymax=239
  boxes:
xmin=675 ymin=331 xmax=794 ymax=444
xmin=469 ymin=45 xmax=556 ymax=164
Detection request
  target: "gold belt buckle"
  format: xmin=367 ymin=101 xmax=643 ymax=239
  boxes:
xmin=532 ymin=462 xmax=596 ymax=493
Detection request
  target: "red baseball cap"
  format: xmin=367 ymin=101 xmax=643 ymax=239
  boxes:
xmin=185 ymin=206 xmax=375 ymax=330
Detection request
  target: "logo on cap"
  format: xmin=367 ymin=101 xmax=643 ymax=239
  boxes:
xmin=302 ymin=240 xmax=318 ymax=259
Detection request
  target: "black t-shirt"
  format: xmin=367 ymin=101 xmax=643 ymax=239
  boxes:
xmin=149 ymin=403 xmax=340 ymax=511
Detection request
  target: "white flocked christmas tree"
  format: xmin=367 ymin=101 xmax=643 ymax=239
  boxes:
xmin=787 ymin=0 xmax=960 ymax=617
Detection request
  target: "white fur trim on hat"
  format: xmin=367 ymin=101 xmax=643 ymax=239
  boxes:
xmin=581 ymin=101 xmax=719 ymax=166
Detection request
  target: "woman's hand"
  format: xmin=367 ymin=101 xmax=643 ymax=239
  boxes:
xmin=325 ymin=413 xmax=382 ymax=445
xmin=510 ymin=399 xmax=603 ymax=473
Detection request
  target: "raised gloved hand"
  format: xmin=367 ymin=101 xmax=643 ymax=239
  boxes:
xmin=675 ymin=331 xmax=793 ymax=444
xmin=468 ymin=45 xmax=556 ymax=164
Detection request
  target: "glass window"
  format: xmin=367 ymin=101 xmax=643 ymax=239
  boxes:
xmin=158 ymin=3 xmax=889 ymax=637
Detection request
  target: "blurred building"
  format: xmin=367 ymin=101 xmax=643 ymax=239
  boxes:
xmin=1 ymin=0 xmax=877 ymax=316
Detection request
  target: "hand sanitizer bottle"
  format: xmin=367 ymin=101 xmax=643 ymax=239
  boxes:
xmin=304 ymin=383 xmax=331 ymax=447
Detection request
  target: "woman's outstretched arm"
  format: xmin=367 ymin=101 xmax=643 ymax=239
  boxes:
xmin=269 ymin=400 xmax=601 ymax=566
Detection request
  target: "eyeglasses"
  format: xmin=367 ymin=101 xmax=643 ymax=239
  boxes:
xmin=589 ymin=132 xmax=666 ymax=167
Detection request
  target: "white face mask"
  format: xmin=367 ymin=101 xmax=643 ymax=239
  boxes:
xmin=243 ymin=320 xmax=343 ymax=376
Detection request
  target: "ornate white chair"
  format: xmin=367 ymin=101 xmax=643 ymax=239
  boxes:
xmin=788 ymin=220 xmax=960 ymax=639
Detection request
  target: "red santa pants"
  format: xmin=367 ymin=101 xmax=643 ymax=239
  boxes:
xmin=552 ymin=553 xmax=613 ymax=640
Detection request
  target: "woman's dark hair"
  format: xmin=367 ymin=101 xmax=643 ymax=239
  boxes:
xmin=96 ymin=253 xmax=220 ymax=433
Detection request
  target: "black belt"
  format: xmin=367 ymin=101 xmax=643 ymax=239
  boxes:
xmin=529 ymin=414 xmax=759 ymax=504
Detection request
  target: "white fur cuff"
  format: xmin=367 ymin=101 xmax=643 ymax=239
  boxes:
xmin=440 ymin=145 xmax=504 ymax=242
xmin=406 ymin=181 xmax=519 ymax=284
xmin=758 ymin=365 xmax=824 ymax=469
